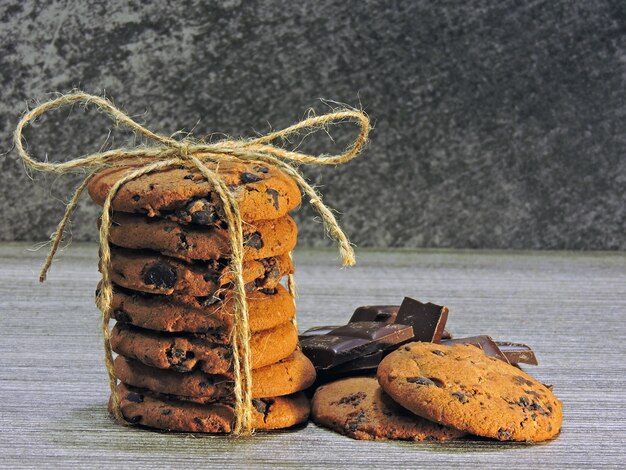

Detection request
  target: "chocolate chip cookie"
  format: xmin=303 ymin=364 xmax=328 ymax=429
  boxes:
xmin=312 ymin=377 xmax=465 ymax=441
xmin=107 ymin=213 xmax=297 ymax=262
xmin=111 ymin=320 xmax=299 ymax=374
xmin=111 ymin=283 xmax=295 ymax=335
xmin=115 ymin=383 xmax=310 ymax=432
xmin=114 ymin=350 xmax=315 ymax=400
xmin=377 ymin=342 xmax=563 ymax=442
xmin=107 ymin=247 xmax=293 ymax=296
xmin=88 ymin=160 xmax=301 ymax=224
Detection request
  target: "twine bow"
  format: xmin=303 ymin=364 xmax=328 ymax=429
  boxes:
xmin=14 ymin=91 xmax=369 ymax=435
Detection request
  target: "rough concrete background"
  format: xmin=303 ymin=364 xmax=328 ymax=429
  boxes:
xmin=1 ymin=0 xmax=625 ymax=249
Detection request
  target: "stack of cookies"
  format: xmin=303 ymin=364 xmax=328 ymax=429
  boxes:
xmin=87 ymin=160 xmax=317 ymax=432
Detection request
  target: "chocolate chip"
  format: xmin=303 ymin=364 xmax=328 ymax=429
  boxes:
xmin=132 ymin=195 xmax=140 ymax=201
xmin=529 ymin=402 xmax=546 ymax=414
xmin=259 ymin=288 xmax=277 ymax=295
xmin=142 ymin=264 xmax=177 ymax=289
xmin=513 ymin=375 xmax=534 ymax=387
xmin=347 ymin=411 xmax=366 ymax=432
xmin=406 ymin=377 xmax=436 ymax=386
xmin=184 ymin=174 xmax=194 ymax=180
xmin=193 ymin=417 xmax=204 ymax=425
xmin=240 ymin=172 xmax=262 ymax=183
xmin=178 ymin=232 xmax=189 ymax=250
xmin=243 ymin=232 xmax=264 ymax=250
xmin=113 ymin=310 xmax=131 ymax=323
xmin=176 ymin=198 xmax=218 ymax=226
xmin=497 ymin=428 xmax=513 ymax=440
xmin=519 ymin=396 xmax=530 ymax=407
xmin=252 ymin=399 xmax=268 ymax=414
xmin=127 ymin=415 xmax=142 ymax=424
xmin=451 ymin=392 xmax=469 ymax=404
xmin=431 ymin=349 xmax=446 ymax=356
xmin=266 ymin=188 xmax=280 ymax=209
xmin=126 ymin=392 xmax=144 ymax=403
xmin=254 ymin=166 xmax=269 ymax=173
xmin=335 ymin=392 xmax=367 ymax=407
xmin=161 ymin=409 xmax=171 ymax=415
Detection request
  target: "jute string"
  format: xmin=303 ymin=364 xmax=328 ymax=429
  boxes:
xmin=14 ymin=91 xmax=369 ymax=435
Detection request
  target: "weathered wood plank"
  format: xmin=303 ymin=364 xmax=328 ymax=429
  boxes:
xmin=0 ymin=243 xmax=624 ymax=469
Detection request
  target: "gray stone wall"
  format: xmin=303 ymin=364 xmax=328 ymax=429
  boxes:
xmin=1 ymin=0 xmax=624 ymax=249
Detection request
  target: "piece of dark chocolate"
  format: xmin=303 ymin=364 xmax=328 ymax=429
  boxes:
xmin=442 ymin=335 xmax=509 ymax=363
xmin=299 ymin=326 xmax=342 ymax=339
xmin=300 ymin=322 xmax=414 ymax=369
xmin=495 ymin=342 xmax=539 ymax=365
xmin=329 ymin=350 xmax=384 ymax=373
xmin=396 ymin=297 xmax=449 ymax=343
xmin=349 ymin=305 xmax=399 ymax=323
xmin=350 ymin=302 xmax=452 ymax=339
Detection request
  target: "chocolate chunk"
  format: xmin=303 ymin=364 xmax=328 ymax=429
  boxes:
xmin=243 ymin=232 xmax=264 ymax=250
xmin=451 ymin=391 xmax=469 ymax=404
xmin=240 ymin=172 xmax=262 ymax=183
xmin=396 ymin=297 xmax=449 ymax=343
xmin=442 ymin=336 xmax=509 ymax=363
xmin=497 ymin=428 xmax=513 ymax=440
xmin=252 ymin=398 xmax=269 ymax=414
xmin=300 ymin=322 xmax=413 ymax=369
xmin=113 ymin=310 xmax=132 ymax=323
xmin=495 ymin=342 xmax=539 ymax=365
xmin=176 ymin=198 xmax=218 ymax=226
xmin=266 ymin=188 xmax=280 ymax=209
xmin=314 ymin=350 xmax=385 ymax=382
xmin=350 ymin=304 xmax=452 ymax=339
xmin=142 ymin=263 xmax=177 ymax=289
xmin=347 ymin=410 xmax=366 ymax=432
xmin=334 ymin=392 xmax=367 ymax=407
xmin=406 ymin=377 xmax=436 ymax=386
xmin=126 ymin=391 xmax=144 ymax=403
xmin=299 ymin=326 xmax=342 ymax=339
xmin=254 ymin=165 xmax=269 ymax=173
xmin=350 ymin=305 xmax=399 ymax=323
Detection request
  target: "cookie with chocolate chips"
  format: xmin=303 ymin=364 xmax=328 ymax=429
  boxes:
xmin=113 ymin=349 xmax=315 ymax=400
xmin=312 ymin=377 xmax=465 ymax=441
xmin=377 ymin=342 xmax=563 ymax=442
xmin=88 ymin=160 xmax=301 ymax=224
xmin=107 ymin=213 xmax=297 ymax=262
xmin=110 ymin=283 xmax=295 ymax=334
xmin=106 ymin=247 xmax=293 ymax=296
xmin=111 ymin=320 xmax=299 ymax=374
xmin=114 ymin=383 xmax=310 ymax=432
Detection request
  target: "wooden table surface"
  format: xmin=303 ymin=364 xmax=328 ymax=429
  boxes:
xmin=0 ymin=243 xmax=624 ymax=469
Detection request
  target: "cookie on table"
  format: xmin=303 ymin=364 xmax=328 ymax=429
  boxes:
xmin=113 ymin=350 xmax=315 ymax=399
xmin=114 ymin=383 xmax=310 ymax=432
xmin=377 ymin=342 xmax=563 ymax=442
xmin=110 ymin=284 xmax=295 ymax=335
xmin=107 ymin=247 xmax=293 ymax=296
xmin=107 ymin=213 xmax=297 ymax=262
xmin=111 ymin=320 xmax=299 ymax=374
xmin=312 ymin=377 xmax=465 ymax=441
xmin=88 ymin=160 xmax=301 ymax=224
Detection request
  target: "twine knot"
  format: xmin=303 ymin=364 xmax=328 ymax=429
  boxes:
xmin=14 ymin=91 xmax=370 ymax=435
